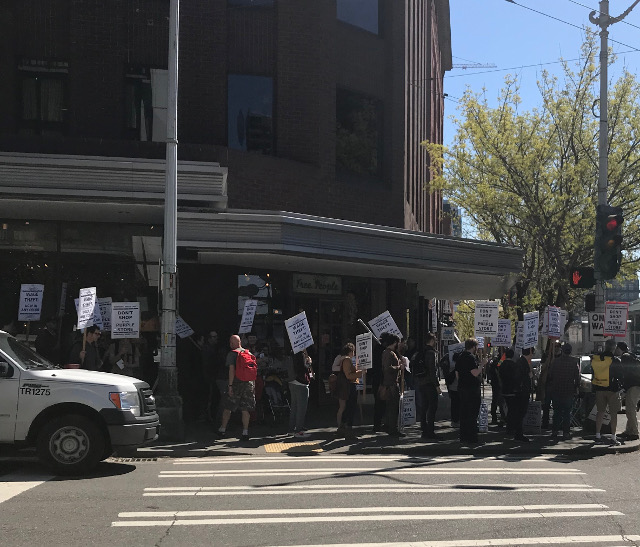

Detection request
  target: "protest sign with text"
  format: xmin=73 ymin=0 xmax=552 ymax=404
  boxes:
xmin=238 ymin=299 xmax=258 ymax=334
xmin=77 ymin=287 xmax=97 ymax=329
xmin=285 ymin=311 xmax=314 ymax=353
xmin=18 ymin=284 xmax=44 ymax=322
xmin=111 ymin=302 xmax=140 ymax=339
xmin=98 ymin=297 xmax=112 ymax=332
xmin=474 ymin=300 xmax=499 ymax=337
xmin=604 ymin=301 xmax=629 ymax=337
xmin=515 ymin=321 xmax=524 ymax=351
xmin=523 ymin=311 xmax=539 ymax=348
xmin=175 ymin=315 xmax=195 ymax=339
xmin=356 ymin=332 xmax=373 ymax=370
xmin=492 ymin=319 xmax=512 ymax=346
xmin=368 ymin=311 xmax=403 ymax=339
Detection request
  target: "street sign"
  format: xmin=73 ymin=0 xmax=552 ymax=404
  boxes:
xmin=588 ymin=311 xmax=606 ymax=343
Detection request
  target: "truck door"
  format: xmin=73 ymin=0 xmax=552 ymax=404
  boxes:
xmin=0 ymin=359 xmax=19 ymax=442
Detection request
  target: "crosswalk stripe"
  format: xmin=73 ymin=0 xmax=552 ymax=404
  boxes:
xmin=118 ymin=504 xmax=610 ymax=518
xmin=261 ymin=535 xmax=640 ymax=547
xmin=111 ymin=510 xmax=623 ymax=527
xmin=0 ymin=472 xmax=53 ymax=505
xmin=172 ymin=455 xmax=569 ymax=465
xmin=144 ymin=483 xmax=597 ymax=491
xmin=157 ymin=470 xmax=584 ymax=478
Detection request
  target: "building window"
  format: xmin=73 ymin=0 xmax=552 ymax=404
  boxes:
xmin=336 ymin=88 xmax=383 ymax=178
xmin=337 ymin=0 xmax=379 ymax=34
xmin=18 ymin=60 xmax=68 ymax=136
xmin=228 ymin=0 xmax=274 ymax=6
xmin=124 ymin=67 xmax=168 ymax=142
xmin=228 ymin=74 xmax=274 ymax=154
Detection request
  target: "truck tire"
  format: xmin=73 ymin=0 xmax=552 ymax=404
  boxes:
xmin=36 ymin=414 xmax=105 ymax=475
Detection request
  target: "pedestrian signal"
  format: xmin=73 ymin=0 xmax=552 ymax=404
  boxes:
xmin=569 ymin=267 xmax=595 ymax=289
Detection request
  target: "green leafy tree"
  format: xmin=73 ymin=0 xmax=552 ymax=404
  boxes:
xmin=424 ymin=33 xmax=640 ymax=319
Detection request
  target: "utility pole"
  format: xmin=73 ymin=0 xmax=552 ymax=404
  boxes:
xmin=589 ymin=0 xmax=639 ymax=348
xmin=156 ymin=0 xmax=183 ymax=440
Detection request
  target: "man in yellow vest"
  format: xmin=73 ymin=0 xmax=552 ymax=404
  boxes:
xmin=592 ymin=339 xmax=624 ymax=445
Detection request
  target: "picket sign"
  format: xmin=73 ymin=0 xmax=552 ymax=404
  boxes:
xmin=401 ymin=390 xmax=416 ymax=427
xmin=478 ymin=400 xmax=489 ymax=433
xmin=522 ymin=400 xmax=542 ymax=434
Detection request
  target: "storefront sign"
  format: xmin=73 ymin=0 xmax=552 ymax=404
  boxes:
xmin=111 ymin=302 xmax=140 ymax=339
xmin=18 ymin=284 xmax=44 ymax=322
xmin=238 ymin=299 xmax=258 ymax=334
xmin=175 ymin=315 xmax=194 ymax=339
xmin=292 ymin=274 xmax=342 ymax=295
xmin=523 ymin=311 xmax=539 ymax=348
xmin=474 ymin=300 xmax=499 ymax=337
xmin=442 ymin=327 xmax=455 ymax=342
xmin=356 ymin=332 xmax=373 ymax=370
xmin=77 ymin=287 xmax=97 ymax=329
xmin=604 ymin=301 xmax=628 ymax=337
xmin=285 ymin=311 xmax=314 ymax=353
xmin=98 ymin=297 xmax=112 ymax=332
xmin=492 ymin=319 xmax=512 ymax=346
xmin=368 ymin=311 xmax=403 ymax=339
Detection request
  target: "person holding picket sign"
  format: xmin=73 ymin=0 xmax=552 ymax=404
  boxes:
xmin=216 ymin=334 xmax=258 ymax=442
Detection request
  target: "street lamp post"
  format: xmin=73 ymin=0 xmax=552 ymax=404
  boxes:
xmin=156 ymin=0 xmax=184 ymax=440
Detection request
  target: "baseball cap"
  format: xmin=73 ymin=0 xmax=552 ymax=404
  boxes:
xmin=617 ymin=341 xmax=629 ymax=353
xmin=562 ymin=343 xmax=572 ymax=354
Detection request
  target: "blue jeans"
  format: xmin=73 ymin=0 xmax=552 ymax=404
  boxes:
xmin=551 ymin=395 xmax=574 ymax=435
xmin=288 ymin=382 xmax=309 ymax=431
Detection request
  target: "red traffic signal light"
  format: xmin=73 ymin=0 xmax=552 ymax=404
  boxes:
xmin=595 ymin=205 xmax=623 ymax=280
xmin=570 ymin=267 xmax=595 ymax=288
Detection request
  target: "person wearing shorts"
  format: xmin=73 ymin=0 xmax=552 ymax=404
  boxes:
xmin=216 ymin=335 xmax=256 ymax=441
xmin=592 ymin=339 xmax=624 ymax=446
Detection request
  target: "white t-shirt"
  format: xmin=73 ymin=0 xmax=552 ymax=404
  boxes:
xmin=332 ymin=354 xmax=346 ymax=372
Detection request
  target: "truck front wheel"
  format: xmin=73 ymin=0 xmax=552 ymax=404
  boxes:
xmin=36 ymin=414 xmax=105 ymax=475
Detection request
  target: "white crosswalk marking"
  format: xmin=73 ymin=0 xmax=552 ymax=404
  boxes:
xmin=0 ymin=471 xmax=53 ymax=505
xmin=111 ymin=453 xmax=633 ymax=545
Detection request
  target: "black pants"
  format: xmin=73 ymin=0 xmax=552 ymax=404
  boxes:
xmin=449 ymin=390 xmax=460 ymax=423
xmin=373 ymin=379 xmax=387 ymax=429
xmin=505 ymin=392 xmax=530 ymax=437
xmin=490 ymin=384 xmax=506 ymax=422
xmin=458 ymin=386 xmax=481 ymax=442
xmin=418 ymin=383 xmax=439 ymax=435
xmin=385 ymin=385 xmax=401 ymax=434
xmin=343 ymin=383 xmax=358 ymax=427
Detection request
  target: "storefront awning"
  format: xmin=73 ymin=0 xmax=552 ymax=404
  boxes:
xmin=178 ymin=210 xmax=523 ymax=300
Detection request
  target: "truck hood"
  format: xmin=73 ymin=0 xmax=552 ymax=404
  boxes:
xmin=26 ymin=368 xmax=144 ymax=389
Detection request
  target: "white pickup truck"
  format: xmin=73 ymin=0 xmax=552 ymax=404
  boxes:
xmin=0 ymin=330 xmax=160 ymax=474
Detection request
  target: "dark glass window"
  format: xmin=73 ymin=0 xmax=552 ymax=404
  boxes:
xmin=228 ymin=74 xmax=274 ymax=154
xmin=336 ymin=88 xmax=383 ymax=178
xmin=337 ymin=0 xmax=379 ymax=34
xmin=228 ymin=0 xmax=274 ymax=6
xmin=124 ymin=67 xmax=168 ymax=142
xmin=18 ymin=60 xmax=68 ymax=136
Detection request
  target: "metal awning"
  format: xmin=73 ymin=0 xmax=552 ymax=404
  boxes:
xmin=178 ymin=210 xmax=523 ymax=300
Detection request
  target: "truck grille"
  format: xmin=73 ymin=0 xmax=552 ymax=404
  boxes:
xmin=140 ymin=387 xmax=156 ymax=415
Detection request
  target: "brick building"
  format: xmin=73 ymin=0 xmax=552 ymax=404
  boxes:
xmin=0 ymin=1 xmax=521 ymax=392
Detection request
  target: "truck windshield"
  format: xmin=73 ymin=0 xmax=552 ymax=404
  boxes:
xmin=0 ymin=336 xmax=58 ymax=370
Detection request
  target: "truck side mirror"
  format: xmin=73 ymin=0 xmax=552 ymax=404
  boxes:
xmin=0 ymin=361 xmax=14 ymax=378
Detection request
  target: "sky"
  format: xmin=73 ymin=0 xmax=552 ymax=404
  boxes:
xmin=444 ymin=0 xmax=640 ymax=146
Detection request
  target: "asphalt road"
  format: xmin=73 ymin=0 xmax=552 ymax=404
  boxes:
xmin=2 ymin=451 xmax=640 ymax=547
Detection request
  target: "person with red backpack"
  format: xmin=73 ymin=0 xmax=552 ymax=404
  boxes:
xmin=216 ymin=334 xmax=258 ymax=442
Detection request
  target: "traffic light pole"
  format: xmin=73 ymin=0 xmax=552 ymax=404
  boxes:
xmin=589 ymin=0 xmax=639 ymax=345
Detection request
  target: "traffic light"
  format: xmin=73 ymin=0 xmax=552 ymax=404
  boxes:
xmin=595 ymin=204 xmax=623 ymax=280
xmin=569 ymin=267 xmax=595 ymax=288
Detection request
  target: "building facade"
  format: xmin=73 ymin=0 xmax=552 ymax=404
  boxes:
xmin=0 ymin=1 xmax=521 ymax=397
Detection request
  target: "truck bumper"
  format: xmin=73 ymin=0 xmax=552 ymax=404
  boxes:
xmin=108 ymin=419 xmax=160 ymax=448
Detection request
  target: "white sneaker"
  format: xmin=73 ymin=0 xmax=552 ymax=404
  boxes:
xmin=294 ymin=431 xmax=311 ymax=439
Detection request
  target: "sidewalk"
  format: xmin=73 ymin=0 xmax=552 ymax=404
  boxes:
xmin=138 ymin=385 xmax=640 ymax=459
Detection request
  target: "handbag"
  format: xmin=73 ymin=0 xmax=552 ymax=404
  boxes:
xmin=377 ymin=385 xmax=389 ymax=401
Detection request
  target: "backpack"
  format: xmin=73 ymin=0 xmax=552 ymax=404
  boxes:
xmin=233 ymin=348 xmax=258 ymax=382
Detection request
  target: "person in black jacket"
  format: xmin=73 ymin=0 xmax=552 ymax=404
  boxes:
xmin=414 ymin=333 xmax=440 ymax=440
xmin=617 ymin=342 xmax=640 ymax=441
xmin=500 ymin=347 xmax=533 ymax=442
xmin=486 ymin=350 xmax=506 ymax=426
xmin=455 ymin=338 xmax=484 ymax=444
